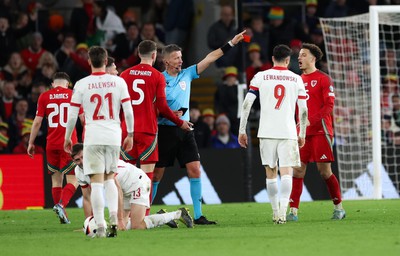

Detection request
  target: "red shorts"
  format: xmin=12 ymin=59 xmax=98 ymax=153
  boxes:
xmin=121 ymin=132 xmax=158 ymax=164
xmin=46 ymin=149 xmax=75 ymax=175
xmin=300 ymin=134 xmax=334 ymax=164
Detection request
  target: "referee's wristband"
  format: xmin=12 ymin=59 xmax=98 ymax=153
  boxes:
xmin=221 ymin=40 xmax=234 ymax=54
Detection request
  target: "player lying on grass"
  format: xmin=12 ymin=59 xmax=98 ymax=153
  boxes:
xmin=71 ymin=143 xmax=194 ymax=231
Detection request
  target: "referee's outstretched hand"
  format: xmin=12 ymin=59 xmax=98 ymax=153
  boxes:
xmin=231 ymin=30 xmax=247 ymax=46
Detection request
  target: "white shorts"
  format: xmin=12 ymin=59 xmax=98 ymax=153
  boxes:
xmin=259 ymin=138 xmax=300 ymax=168
xmin=83 ymin=145 xmax=120 ymax=175
xmin=123 ymin=175 xmax=151 ymax=210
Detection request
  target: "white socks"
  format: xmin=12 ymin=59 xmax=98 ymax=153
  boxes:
xmin=104 ymin=179 xmax=118 ymax=225
xmin=91 ymin=183 xmax=105 ymax=228
xmin=279 ymin=175 xmax=292 ymax=217
xmin=125 ymin=211 xmax=180 ymax=230
xmin=143 ymin=211 xmax=180 ymax=229
xmin=267 ymin=175 xmax=293 ymax=218
xmin=334 ymin=202 xmax=344 ymax=210
xmin=266 ymin=178 xmax=279 ymax=217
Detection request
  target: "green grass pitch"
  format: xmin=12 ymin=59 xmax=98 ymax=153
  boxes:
xmin=0 ymin=200 xmax=399 ymax=256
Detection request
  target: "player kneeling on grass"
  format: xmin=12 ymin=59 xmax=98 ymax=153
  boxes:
xmin=71 ymin=143 xmax=194 ymax=231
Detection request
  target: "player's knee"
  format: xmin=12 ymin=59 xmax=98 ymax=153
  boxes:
xmin=153 ymin=171 xmax=163 ymax=181
xmin=131 ymin=221 xmax=146 ymax=230
xmin=293 ymin=166 xmax=306 ymax=178
xmin=187 ymin=168 xmax=200 ymax=178
xmin=319 ymin=170 xmax=333 ymax=180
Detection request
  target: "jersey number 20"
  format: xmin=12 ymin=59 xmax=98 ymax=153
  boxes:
xmin=47 ymin=103 xmax=69 ymax=127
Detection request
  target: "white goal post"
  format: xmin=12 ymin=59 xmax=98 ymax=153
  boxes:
xmin=320 ymin=6 xmax=400 ymax=200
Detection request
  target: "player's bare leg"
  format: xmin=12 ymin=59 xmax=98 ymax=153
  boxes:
xmin=317 ymin=162 xmax=345 ymax=220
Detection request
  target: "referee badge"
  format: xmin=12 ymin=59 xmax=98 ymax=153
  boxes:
xmin=179 ymin=81 xmax=187 ymax=90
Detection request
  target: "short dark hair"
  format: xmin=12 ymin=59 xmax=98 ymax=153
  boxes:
xmin=273 ymin=44 xmax=292 ymax=62
xmin=52 ymin=72 xmax=70 ymax=83
xmin=302 ymin=43 xmax=323 ymax=62
xmin=106 ymin=56 xmax=115 ymax=67
xmin=138 ymin=40 xmax=157 ymax=57
xmin=71 ymin=143 xmax=83 ymax=159
xmin=162 ymin=44 xmax=182 ymax=57
xmin=88 ymin=46 xmax=107 ymax=68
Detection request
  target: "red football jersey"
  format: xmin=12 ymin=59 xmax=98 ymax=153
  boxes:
xmin=36 ymin=87 xmax=78 ymax=150
xmin=120 ymin=64 xmax=176 ymax=134
xmin=302 ymin=70 xmax=335 ymax=136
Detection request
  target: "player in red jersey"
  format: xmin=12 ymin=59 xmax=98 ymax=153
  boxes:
xmin=287 ymin=43 xmax=345 ymax=221
xmin=119 ymin=40 xmax=192 ymax=215
xmin=27 ymin=72 xmax=80 ymax=224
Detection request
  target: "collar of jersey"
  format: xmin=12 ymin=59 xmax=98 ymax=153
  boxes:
xmin=91 ymin=72 xmax=106 ymax=76
xmin=271 ymin=66 xmax=288 ymax=70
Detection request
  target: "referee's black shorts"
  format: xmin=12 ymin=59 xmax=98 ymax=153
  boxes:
xmin=155 ymin=125 xmax=200 ymax=168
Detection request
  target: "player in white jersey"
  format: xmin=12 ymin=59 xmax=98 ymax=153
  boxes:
xmin=238 ymin=44 xmax=308 ymax=224
xmin=64 ymin=46 xmax=134 ymax=238
xmin=70 ymin=143 xmax=194 ymax=230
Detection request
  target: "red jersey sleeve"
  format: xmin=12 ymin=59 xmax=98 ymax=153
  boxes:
xmin=36 ymin=93 xmax=47 ymax=117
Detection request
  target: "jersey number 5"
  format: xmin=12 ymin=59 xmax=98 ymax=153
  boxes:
xmin=274 ymin=84 xmax=286 ymax=109
xmin=131 ymin=79 xmax=145 ymax=105
xmin=90 ymin=93 xmax=114 ymax=120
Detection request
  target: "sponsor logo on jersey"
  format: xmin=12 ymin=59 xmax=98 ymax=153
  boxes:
xmin=320 ymin=154 xmax=328 ymax=160
xmin=329 ymin=85 xmax=334 ymax=92
xmin=179 ymin=81 xmax=186 ymax=90
xmin=311 ymin=80 xmax=317 ymax=87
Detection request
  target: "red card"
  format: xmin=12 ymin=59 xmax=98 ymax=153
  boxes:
xmin=243 ymin=35 xmax=251 ymax=43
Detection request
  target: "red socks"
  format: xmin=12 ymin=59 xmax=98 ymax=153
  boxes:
xmin=145 ymin=172 xmax=154 ymax=216
xmin=325 ymin=174 xmax=342 ymax=205
xmin=59 ymin=183 xmax=77 ymax=207
xmin=289 ymin=177 xmax=303 ymax=209
xmin=52 ymin=187 xmax=62 ymax=204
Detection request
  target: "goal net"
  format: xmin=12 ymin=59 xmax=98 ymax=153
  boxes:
xmin=320 ymin=7 xmax=400 ymax=199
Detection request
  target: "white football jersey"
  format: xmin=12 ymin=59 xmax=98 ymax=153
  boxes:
xmin=250 ymin=67 xmax=306 ymax=140
xmin=71 ymin=73 xmax=131 ymax=145
xmin=75 ymin=159 xmax=147 ymax=195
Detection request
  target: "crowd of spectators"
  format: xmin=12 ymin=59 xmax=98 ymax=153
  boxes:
xmin=1 ymin=0 xmax=399 ymax=153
